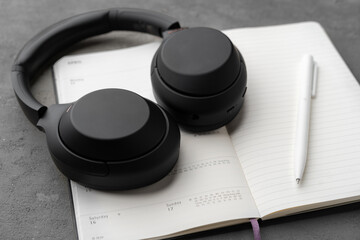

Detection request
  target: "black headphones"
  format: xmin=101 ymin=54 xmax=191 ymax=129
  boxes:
xmin=11 ymin=8 xmax=247 ymax=190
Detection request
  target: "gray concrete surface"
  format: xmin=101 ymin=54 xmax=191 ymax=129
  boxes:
xmin=1 ymin=0 xmax=360 ymax=239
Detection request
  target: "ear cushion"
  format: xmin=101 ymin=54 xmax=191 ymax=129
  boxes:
xmin=151 ymin=27 xmax=247 ymax=131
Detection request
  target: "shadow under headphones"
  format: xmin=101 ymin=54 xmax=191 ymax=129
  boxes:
xmin=11 ymin=8 xmax=247 ymax=190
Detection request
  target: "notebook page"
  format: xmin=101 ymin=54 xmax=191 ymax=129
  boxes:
xmin=54 ymin=43 xmax=259 ymax=239
xmin=225 ymin=22 xmax=360 ymax=218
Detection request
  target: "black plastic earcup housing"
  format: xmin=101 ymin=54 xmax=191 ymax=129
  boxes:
xmin=59 ymin=89 xmax=167 ymax=161
xmin=151 ymin=27 xmax=247 ymax=131
xmin=37 ymin=89 xmax=180 ymax=190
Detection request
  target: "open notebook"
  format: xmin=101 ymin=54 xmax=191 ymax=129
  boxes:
xmin=53 ymin=22 xmax=360 ymax=240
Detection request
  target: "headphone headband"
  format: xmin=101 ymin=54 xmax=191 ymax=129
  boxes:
xmin=11 ymin=8 xmax=180 ymax=126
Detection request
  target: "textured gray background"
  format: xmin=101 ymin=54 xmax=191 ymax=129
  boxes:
xmin=1 ymin=0 xmax=360 ymax=239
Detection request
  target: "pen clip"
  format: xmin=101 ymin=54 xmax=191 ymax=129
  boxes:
xmin=311 ymin=62 xmax=318 ymax=98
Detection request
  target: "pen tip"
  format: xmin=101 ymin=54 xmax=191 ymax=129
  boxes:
xmin=296 ymin=178 xmax=300 ymax=184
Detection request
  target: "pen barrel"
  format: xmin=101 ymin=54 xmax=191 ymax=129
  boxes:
xmin=294 ymin=55 xmax=314 ymax=180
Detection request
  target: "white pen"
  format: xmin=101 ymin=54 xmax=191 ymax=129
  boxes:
xmin=294 ymin=54 xmax=318 ymax=184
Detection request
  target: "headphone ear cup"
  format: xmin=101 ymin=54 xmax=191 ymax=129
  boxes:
xmin=40 ymin=89 xmax=180 ymax=190
xmin=151 ymin=27 xmax=247 ymax=131
xmin=58 ymin=89 xmax=167 ymax=161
